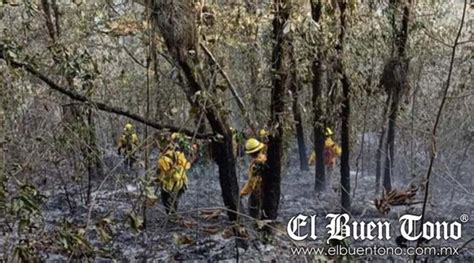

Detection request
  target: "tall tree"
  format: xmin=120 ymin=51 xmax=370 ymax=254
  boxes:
xmin=381 ymin=0 xmax=411 ymax=191
xmin=261 ymin=0 xmax=292 ymax=219
xmin=290 ymin=44 xmax=309 ymax=172
xmin=310 ymin=0 xmax=327 ymax=191
xmin=0 ymin=74 xmax=4 ymax=187
xmin=151 ymin=0 xmax=240 ymax=220
xmin=337 ymin=0 xmax=351 ymax=212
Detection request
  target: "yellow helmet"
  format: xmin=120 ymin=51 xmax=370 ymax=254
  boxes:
xmin=325 ymin=127 xmax=334 ymax=136
xmin=245 ymin=138 xmax=264 ymax=154
xmin=171 ymin=132 xmax=181 ymax=140
xmin=258 ymin=129 xmax=269 ymax=138
xmin=124 ymin=123 xmax=133 ymax=131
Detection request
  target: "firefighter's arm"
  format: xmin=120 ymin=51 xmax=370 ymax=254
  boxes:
xmin=117 ymin=135 xmax=126 ymax=154
xmin=132 ymin=134 xmax=139 ymax=146
xmin=240 ymin=163 xmax=265 ymax=196
xmin=308 ymin=151 xmax=316 ymax=165
xmin=240 ymin=175 xmax=259 ymax=196
xmin=334 ymin=145 xmax=342 ymax=156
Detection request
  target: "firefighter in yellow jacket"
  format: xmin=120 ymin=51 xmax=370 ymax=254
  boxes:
xmin=156 ymin=133 xmax=191 ymax=214
xmin=309 ymin=128 xmax=342 ymax=191
xmin=240 ymin=138 xmax=268 ymax=219
xmin=308 ymin=128 xmax=342 ymax=168
xmin=117 ymin=123 xmax=140 ymax=168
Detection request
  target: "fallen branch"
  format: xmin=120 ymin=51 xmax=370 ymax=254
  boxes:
xmin=0 ymin=49 xmax=212 ymax=139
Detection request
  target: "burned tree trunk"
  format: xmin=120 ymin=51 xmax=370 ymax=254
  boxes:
xmin=0 ymin=81 xmax=4 ymax=184
xmin=85 ymin=108 xmax=102 ymax=204
xmin=310 ymin=0 xmax=326 ymax=191
xmin=375 ymin=95 xmax=390 ymax=194
xmin=337 ymin=0 xmax=351 ymax=212
xmin=261 ymin=0 xmax=292 ymax=220
xmin=294 ymin=101 xmax=308 ymax=172
xmin=152 ymin=1 xmax=239 ymax=220
xmin=290 ymin=47 xmax=308 ymax=172
xmin=381 ymin=0 xmax=411 ymax=192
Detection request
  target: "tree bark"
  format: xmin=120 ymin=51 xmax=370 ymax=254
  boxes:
xmin=176 ymin=54 xmax=240 ymax=221
xmin=381 ymin=0 xmax=411 ymax=192
xmin=375 ymin=95 xmax=390 ymax=194
xmin=0 ymin=79 xmax=5 ymax=186
xmin=382 ymin=93 xmax=400 ymax=191
xmin=293 ymin=99 xmax=308 ymax=172
xmin=151 ymin=1 xmax=240 ymax=220
xmin=85 ymin=108 xmax=102 ymax=204
xmin=337 ymin=0 xmax=351 ymax=213
xmin=310 ymin=0 xmax=326 ymax=191
xmin=290 ymin=46 xmax=308 ymax=172
xmin=261 ymin=0 xmax=291 ymax=219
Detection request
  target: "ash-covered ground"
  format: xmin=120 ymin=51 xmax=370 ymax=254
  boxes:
xmin=8 ymin=149 xmax=474 ymax=262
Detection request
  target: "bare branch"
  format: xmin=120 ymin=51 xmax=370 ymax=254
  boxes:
xmin=0 ymin=49 xmax=212 ymax=139
xmin=200 ymin=42 xmax=255 ymax=130
xmin=414 ymin=0 xmax=469 ymax=257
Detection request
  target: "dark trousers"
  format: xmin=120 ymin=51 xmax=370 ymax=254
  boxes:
xmin=125 ymin=154 xmax=135 ymax=169
xmin=161 ymin=188 xmax=183 ymax=214
xmin=248 ymin=192 xmax=262 ymax=219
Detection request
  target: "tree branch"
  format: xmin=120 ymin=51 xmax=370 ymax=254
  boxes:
xmin=200 ymin=42 xmax=255 ymax=131
xmin=414 ymin=0 xmax=469 ymax=259
xmin=0 ymin=50 xmax=211 ymax=139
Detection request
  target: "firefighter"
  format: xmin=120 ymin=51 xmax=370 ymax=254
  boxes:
xmin=308 ymin=128 xmax=341 ymax=168
xmin=117 ymin=123 xmax=140 ymax=169
xmin=156 ymin=133 xmax=191 ymax=214
xmin=308 ymin=128 xmax=342 ymax=190
xmin=240 ymin=138 xmax=268 ymax=219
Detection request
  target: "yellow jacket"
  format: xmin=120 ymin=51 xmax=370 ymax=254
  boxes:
xmin=240 ymin=153 xmax=267 ymax=196
xmin=308 ymin=137 xmax=342 ymax=167
xmin=118 ymin=132 xmax=139 ymax=153
xmin=157 ymin=150 xmax=191 ymax=193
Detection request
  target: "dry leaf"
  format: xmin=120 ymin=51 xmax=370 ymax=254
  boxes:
xmin=200 ymin=209 xmax=223 ymax=221
xmin=173 ymin=233 xmax=195 ymax=246
xmin=203 ymin=226 xmax=221 ymax=235
xmin=181 ymin=219 xmax=198 ymax=228
xmin=222 ymin=225 xmax=249 ymax=239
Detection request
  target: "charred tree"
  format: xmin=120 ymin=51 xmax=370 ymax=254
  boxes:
xmin=152 ymin=1 xmax=240 ymax=220
xmin=310 ymin=0 xmax=326 ymax=191
xmin=290 ymin=45 xmax=308 ymax=172
xmin=375 ymin=95 xmax=390 ymax=194
xmin=0 ymin=79 xmax=4 ymax=185
xmin=381 ymin=0 xmax=411 ymax=192
xmin=261 ymin=0 xmax=292 ymax=219
xmin=337 ymin=0 xmax=351 ymax=212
